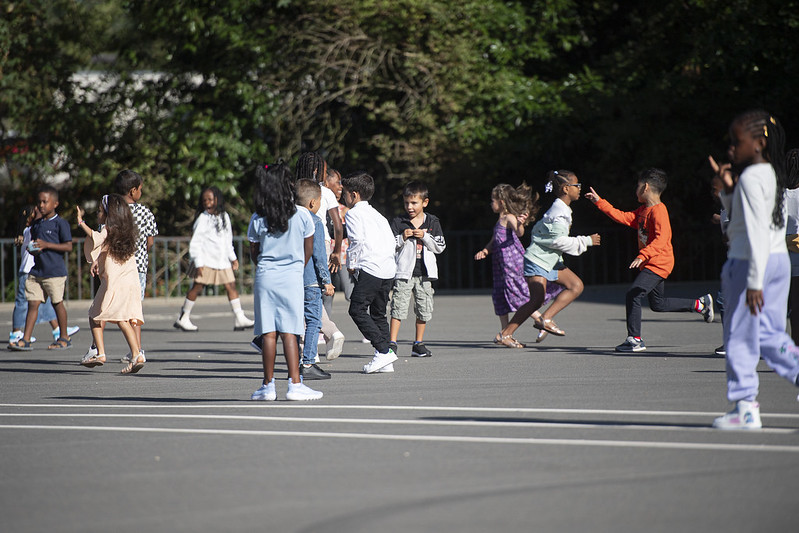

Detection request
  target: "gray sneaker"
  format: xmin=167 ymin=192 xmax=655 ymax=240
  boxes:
xmin=701 ymin=294 xmax=715 ymax=323
xmin=615 ymin=336 xmax=646 ymax=352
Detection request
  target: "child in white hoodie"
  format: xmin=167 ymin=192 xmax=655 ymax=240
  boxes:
xmin=388 ymin=181 xmax=446 ymax=357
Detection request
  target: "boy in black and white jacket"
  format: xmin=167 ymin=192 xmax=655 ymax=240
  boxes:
xmin=388 ymin=181 xmax=446 ymax=357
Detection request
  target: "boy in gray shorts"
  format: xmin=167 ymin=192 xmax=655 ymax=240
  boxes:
xmin=388 ymin=181 xmax=446 ymax=357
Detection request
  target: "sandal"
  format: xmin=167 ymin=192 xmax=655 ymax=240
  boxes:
xmin=535 ymin=329 xmax=549 ymax=343
xmin=48 ymin=337 xmax=72 ymax=350
xmin=494 ymin=333 xmax=526 ymax=349
xmin=533 ymin=317 xmax=566 ymax=336
xmin=8 ymin=338 xmax=34 ymax=351
xmin=80 ymin=353 xmax=106 ymax=368
xmin=121 ymin=352 xmax=146 ymax=374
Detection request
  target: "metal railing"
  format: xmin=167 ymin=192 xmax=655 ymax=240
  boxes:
xmin=0 ymin=226 xmax=727 ymax=302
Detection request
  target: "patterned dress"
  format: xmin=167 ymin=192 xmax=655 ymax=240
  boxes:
xmin=491 ymin=222 xmax=528 ymax=315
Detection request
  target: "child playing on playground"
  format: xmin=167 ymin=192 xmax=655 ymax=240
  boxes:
xmin=8 ymin=205 xmax=79 ymax=346
xmin=342 ymin=171 xmax=398 ymax=373
xmin=174 ymin=186 xmax=254 ymax=332
xmin=8 ymin=186 xmax=74 ymax=351
xmin=474 ymin=182 xmax=564 ymax=343
xmin=77 ymin=195 xmax=146 ymax=373
xmin=709 ymin=110 xmax=799 ymax=429
xmin=248 ymin=162 xmax=323 ymax=401
xmin=84 ymin=169 xmax=158 ymax=364
xmin=388 ymin=181 xmax=446 ymax=357
xmin=496 ymin=170 xmax=600 ymax=348
xmin=296 ymin=153 xmax=346 ymax=358
xmin=295 ymin=178 xmax=335 ymax=380
xmin=585 ymin=168 xmax=714 ymax=352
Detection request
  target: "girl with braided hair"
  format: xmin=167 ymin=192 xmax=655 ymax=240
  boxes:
xmin=710 ymin=110 xmax=799 ymax=429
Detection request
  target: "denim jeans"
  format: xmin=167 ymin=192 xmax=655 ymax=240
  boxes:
xmin=13 ymin=272 xmax=56 ymax=329
xmin=303 ymin=285 xmax=323 ymax=365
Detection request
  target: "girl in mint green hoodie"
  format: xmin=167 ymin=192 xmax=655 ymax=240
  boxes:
xmin=496 ymin=170 xmax=600 ymax=348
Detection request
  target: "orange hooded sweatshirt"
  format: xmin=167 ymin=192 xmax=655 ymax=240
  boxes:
xmin=595 ymin=199 xmax=675 ymax=279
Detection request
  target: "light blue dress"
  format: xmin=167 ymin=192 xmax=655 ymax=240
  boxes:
xmin=247 ymin=207 xmax=315 ymax=336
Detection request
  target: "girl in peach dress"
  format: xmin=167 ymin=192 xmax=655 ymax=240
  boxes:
xmin=77 ymin=194 xmax=145 ymax=373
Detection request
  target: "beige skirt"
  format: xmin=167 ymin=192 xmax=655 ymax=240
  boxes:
xmin=194 ymin=266 xmax=235 ymax=285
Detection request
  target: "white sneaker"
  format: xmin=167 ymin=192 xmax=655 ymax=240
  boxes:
xmin=286 ymin=378 xmax=323 ymax=401
xmin=713 ymin=400 xmax=762 ymax=430
xmin=174 ymin=313 xmax=198 ymax=331
xmin=84 ymin=345 xmax=98 ymax=359
xmin=251 ymin=379 xmax=277 ymax=401
xmin=326 ymin=331 xmax=345 ymax=360
xmin=52 ymin=326 xmax=80 ymax=341
xmin=362 ymin=350 xmax=398 ymax=374
xmin=11 ymin=331 xmax=37 ymax=343
xmin=233 ymin=313 xmax=255 ymax=331
xmin=375 ymin=363 xmax=394 ymax=373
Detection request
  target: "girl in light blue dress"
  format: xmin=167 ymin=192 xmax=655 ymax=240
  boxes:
xmin=248 ymin=162 xmax=323 ymax=401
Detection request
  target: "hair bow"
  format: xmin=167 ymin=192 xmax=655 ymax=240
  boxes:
xmin=101 ymin=195 xmax=108 ymax=212
xmin=544 ymin=181 xmax=553 ymax=193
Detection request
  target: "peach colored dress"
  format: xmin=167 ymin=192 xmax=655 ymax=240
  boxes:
xmin=85 ymin=228 xmax=144 ymax=325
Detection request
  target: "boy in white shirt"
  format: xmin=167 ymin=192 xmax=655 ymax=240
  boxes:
xmin=341 ymin=172 xmax=398 ymax=373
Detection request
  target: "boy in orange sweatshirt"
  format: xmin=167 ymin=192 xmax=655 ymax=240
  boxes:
xmin=585 ymin=168 xmax=714 ymax=352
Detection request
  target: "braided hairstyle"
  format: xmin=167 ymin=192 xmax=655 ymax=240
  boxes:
xmin=733 ymin=110 xmax=787 ymax=228
xmin=254 ymin=161 xmax=296 ymax=234
xmin=544 ymin=170 xmax=576 ymax=197
xmin=491 ymin=182 xmax=539 ymax=225
xmin=295 ymin=151 xmax=327 ymax=183
xmin=786 ymin=148 xmax=799 ymax=190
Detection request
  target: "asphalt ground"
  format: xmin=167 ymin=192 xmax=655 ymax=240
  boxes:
xmin=2 ymin=282 xmax=798 ymax=533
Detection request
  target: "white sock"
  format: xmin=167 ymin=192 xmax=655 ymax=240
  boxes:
xmin=230 ymin=297 xmax=243 ymax=315
xmin=181 ymin=298 xmax=195 ymax=317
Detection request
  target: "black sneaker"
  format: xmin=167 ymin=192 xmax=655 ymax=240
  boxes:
xmin=300 ymin=363 xmax=332 ymax=380
xmin=250 ymin=335 xmax=264 ymax=353
xmin=411 ymin=342 xmax=432 ymax=357
xmin=714 ymin=345 xmax=726 ymax=356
xmin=388 ymin=341 xmax=398 ymax=354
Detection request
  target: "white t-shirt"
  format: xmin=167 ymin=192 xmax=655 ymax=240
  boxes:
xmin=319 ymin=185 xmax=338 ymax=243
xmin=784 ymin=187 xmax=799 ymax=235
xmin=721 ymin=162 xmax=788 ymax=290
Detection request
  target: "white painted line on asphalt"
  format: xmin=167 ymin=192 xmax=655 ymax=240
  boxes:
xmin=1 ymin=424 xmax=798 ymax=453
xmin=0 ymin=412 xmax=795 ymax=434
xmin=1 ymin=403 xmax=798 ymax=419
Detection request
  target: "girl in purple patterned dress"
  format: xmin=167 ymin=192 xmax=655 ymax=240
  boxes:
xmin=476 ymin=183 xmax=563 ymax=343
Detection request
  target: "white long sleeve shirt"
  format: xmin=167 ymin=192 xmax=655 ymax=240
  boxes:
xmin=189 ymin=211 xmax=238 ymax=269
xmin=344 ymin=201 xmax=397 ymax=280
xmin=721 ymin=162 xmax=787 ymax=290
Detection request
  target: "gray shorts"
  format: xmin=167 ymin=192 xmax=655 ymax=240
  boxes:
xmin=390 ymin=276 xmax=434 ymax=322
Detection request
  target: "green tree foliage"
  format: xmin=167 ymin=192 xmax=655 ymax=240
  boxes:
xmin=1 ymin=0 xmax=797 ymax=242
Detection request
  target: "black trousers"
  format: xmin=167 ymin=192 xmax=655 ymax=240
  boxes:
xmin=348 ymin=270 xmax=393 ymax=354
xmin=626 ymin=268 xmax=695 ymax=337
